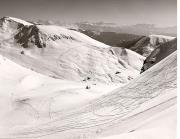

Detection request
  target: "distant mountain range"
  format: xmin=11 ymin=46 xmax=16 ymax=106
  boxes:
xmin=26 ymin=20 xmax=177 ymax=57
xmin=34 ymin=20 xmax=176 ymax=36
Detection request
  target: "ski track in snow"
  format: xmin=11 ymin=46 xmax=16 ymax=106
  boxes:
xmin=0 ymin=17 xmax=177 ymax=139
xmin=0 ymin=51 xmax=176 ymax=139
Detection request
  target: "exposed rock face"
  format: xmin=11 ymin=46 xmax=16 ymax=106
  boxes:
xmin=14 ymin=25 xmax=46 ymax=48
xmin=141 ymin=38 xmax=177 ymax=73
xmin=127 ymin=36 xmax=151 ymax=56
xmin=0 ymin=16 xmax=33 ymax=32
xmin=14 ymin=25 xmax=79 ymax=48
xmin=0 ymin=16 xmax=34 ymax=46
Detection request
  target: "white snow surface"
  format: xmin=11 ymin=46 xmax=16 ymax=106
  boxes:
xmin=0 ymin=17 xmax=145 ymax=83
xmin=149 ymin=34 xmax=175 ymax=40
xmin=37 ymin=25 xmax=109 ymax=48
xmin=7 ymin=16 xmax=33 ymax=26
xmin=0 ymin=17 xmax=176 ymax=139
xmin=149 ymin=34 xmax=175 ymax=46
xmin=100 ymin=104 xmax=176 ymax=139
xmin=0 ymin=50 xmax=176 ymax=138
xmin=0 ymin=53 xmax=120 ymax=114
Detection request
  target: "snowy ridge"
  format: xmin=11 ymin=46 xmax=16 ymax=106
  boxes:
xmin=6 ymin=16 xmax=33 ymax=26
xmin=149 ymin=34 xmax=175 ymax=46
xmin=0 ymin=16 xmax=32 ymax=32
xmin=0 ymin=17 xmax=145 ymax=83
xmin=37 ymin=25 xmax=110 ymax=48
xmin=0 ymin=16 xmax=33 ymax=43
xmin=0 ymin=16 xmax=109 ymax=48
xmin=149 ymin=34 xmax=175 ymax=40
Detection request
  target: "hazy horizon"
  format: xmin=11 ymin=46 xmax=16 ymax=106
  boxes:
xmin=0 ymin=0 xmax=177 ymax=27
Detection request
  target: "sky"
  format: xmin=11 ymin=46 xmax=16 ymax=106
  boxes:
xmin=0 ymin=0 xmax=177 ymax=27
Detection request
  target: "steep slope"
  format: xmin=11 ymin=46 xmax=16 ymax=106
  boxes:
xmin=0 ymin=16 xmax=33 ymax=41
xmin=141 ymin=38 xmax=177 ymax=73
xmin=110 ymin=47 xmax=144 ymax=71
xmin=0 ymin=17 xmax=144 ymax=84
xmin=1 ymin=51 xmax=176 ymax=139
xmin=0 ymin=16 xmax=108 ymax=48
xmin=0 ymin=16 xmax=33 ymax=32
xmin=14 ymin=24 xmax=110 ymax=49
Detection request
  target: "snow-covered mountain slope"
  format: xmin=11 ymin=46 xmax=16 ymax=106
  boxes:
xmin=0 ymin=17 xmax=145 ymax=83
xmin=129 ymin=34 xmax=175 ymax=57
xmin=0 ymin=16 xmax=32 ymax=31
xmin=141 ymin=38 xmax=177 ymax=73
xmin=1 ymin=51 xmax=176 ymax=138
xmin=3 ymin=16 xmax=33 ymax=26
xmin=110 ymin=47 xmax=145 ymax=71
xmin=0 ymin=16 xmax=108 ymax=48
xmin=0 ymin=16 xmax=32 ymax=39
xmin=14 ymin=24 xmax=110 ymax=48
xmin=0 ymin=53 xmax=123 ymax=129
xmin=100 ymin=104 xmax=176 ymax=139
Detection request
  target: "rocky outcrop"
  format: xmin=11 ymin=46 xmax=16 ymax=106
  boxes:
xmin=141 ymin=38 xmax=177 ymax=73
xmin=14 ymin=25 xmax=46 ymax=48
xmin=119 ymin=35 xmax=175 ymax=57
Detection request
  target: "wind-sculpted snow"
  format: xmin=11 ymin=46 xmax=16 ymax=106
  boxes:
xmin=0 ymin=51 xmax=176 ymax=139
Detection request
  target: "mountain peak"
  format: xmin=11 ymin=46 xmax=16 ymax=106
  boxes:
xmin=0 ymin=16 xmax=33 ymax=26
